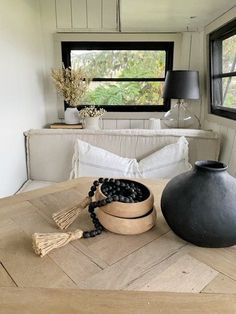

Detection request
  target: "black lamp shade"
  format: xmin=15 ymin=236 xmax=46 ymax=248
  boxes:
xmin=163 ymin=70 xmax=200 ymax=100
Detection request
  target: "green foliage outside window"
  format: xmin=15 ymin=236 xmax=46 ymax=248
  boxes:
xmin=71 ymin=50 xmax=165 ymax=106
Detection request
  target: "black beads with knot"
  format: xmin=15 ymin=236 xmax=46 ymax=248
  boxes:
xmin=83 ymin=178 xmax=145 ymax=239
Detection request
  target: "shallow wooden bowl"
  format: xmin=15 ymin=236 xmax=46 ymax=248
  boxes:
xmin=95 ymin=179 xmax=154 ymax=218
xmin=97 ymin=207 xmax=156 ymax=235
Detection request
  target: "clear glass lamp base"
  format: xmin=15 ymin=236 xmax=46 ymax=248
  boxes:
xmin=162 ymin=101 xmax=199 ymax=129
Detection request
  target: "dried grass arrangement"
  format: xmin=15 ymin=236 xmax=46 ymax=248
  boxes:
xmin=51 ymin=65 xmax=91 ymax=107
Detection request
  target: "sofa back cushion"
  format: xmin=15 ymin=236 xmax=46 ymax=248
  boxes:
xmin=24 ymin=129 xmax=220 ymax=182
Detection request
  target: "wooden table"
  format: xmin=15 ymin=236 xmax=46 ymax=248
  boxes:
xmin=1 ymin=177 xmax=236 ymax=313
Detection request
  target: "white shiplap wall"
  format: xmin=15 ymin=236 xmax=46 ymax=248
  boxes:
xmin=55 ymin=0 xmax=117 ymax=31
xmin=204 ymin=120 xmax=236 ymax=176
xmin=102 ymin=119 xmax=151 ymax=129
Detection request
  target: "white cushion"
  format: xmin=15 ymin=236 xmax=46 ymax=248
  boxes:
xmin=70 ymin=137 xmax=192 ymax=179
xmin=138 ymin=136 xmax=191 ymax=178
xmin=73 ymin=139 xmax=138 ymax=178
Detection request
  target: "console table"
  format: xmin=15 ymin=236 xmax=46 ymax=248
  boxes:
xmin=0 ymin=177 xmax=236 ymax=313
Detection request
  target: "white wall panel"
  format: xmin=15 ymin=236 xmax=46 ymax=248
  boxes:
xmin=204 ymin=120 xmax=236 ymax=176
xmin=55 ymin=0 xmax=72 ymax=29
xmin=0 ymin=0 xmax=47 ymax=197
xmin=228 ymin=135 xmax=236 ymax=176
xmin=116 ymin=120 xmax=131 ymax=129
xmin=40 ymin=0 xmax=58 ymax=123
xmin=144 ymin=120 xmax=150 ymax=129
xmin=103 ymin=119 xmax=117 ymax=129
xmin=203 ymin=120 xmax=220 ymax=133
xmin=87 ymin=0 xmax=102 ymax=29
xmin=102 ymin=0 xmax=117 ymax=30
xmin=220 ymin=128 xmax=236 ymax=165
xmin=72 ymin=0 xmax=87 ymax=28
xmin=130 ymin=120 xmax=144 ymax=129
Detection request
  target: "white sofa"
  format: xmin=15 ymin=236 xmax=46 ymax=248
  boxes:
xmin=19 ymin=128 xmax=220 ymax=193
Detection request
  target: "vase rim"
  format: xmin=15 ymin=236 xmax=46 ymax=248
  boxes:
xmin=195 ymin=160 xmax=228 ymax=172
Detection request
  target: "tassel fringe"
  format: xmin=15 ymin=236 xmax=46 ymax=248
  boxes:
xmin=32 ymin=229 xmax=83 ymax=257
xmin=52 ymin=196 xmax=91 ymax=230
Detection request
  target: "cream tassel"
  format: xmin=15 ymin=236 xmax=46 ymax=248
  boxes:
xmin=32 ymin=229 xmax=83 ymax=257
xmin=52 ymin=196 xmax=91 ymax=230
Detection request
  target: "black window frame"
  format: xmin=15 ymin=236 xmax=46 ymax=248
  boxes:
xmin=61 ymin=41 xmax=174 ymax=112
xmin=209 ymin=19 xmax=236 ymax=120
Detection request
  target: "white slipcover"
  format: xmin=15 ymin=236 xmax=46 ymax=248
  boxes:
xmin=20 ymin=128 xmax=220 ymax=192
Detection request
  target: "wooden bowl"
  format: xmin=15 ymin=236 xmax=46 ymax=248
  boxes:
xmin=95 ymin=179 xmax=154 ymax=218
xmin=97 ymin=207 xmax=156 ymax=235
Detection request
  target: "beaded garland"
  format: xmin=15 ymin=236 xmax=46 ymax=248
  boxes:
xmin=83 ymin=178 xmax=145 ymax=239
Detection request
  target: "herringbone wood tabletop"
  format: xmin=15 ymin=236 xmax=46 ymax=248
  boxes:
xmin=1 ymin=177 xmax=236 ymax=313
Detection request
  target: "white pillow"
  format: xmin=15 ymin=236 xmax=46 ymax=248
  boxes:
xmin=70 ymin=137 xmax=191 ymax=180
xmin=70 ymin=139 xmax=139 ymax=178
xmin=138 ymin=137 xmax=191 ymax=178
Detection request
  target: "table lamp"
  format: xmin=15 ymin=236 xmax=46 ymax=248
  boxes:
xmin=162 ymin=70 xmax=200 ymax=128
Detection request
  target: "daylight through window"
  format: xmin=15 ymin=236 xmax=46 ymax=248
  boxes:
xmin=62 ymin=42 xmax=173 ymax=112
xmin=210 ymin=19 xmax=236 ymax=120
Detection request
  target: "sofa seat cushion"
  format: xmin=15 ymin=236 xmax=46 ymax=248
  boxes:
xmin=17 ymin=180 xmax=55 ymax=193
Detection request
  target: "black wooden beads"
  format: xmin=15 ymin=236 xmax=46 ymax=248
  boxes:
xmin=83 ymin=178 xmax=146 ymax=239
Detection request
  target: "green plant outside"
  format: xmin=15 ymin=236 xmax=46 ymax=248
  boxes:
xmin=71 ymin=50 xmax=166 ymax=106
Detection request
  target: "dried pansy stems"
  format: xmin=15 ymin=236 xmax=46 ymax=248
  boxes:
xmin=52 ymin=196 xmax=91 ymax=230
xmin=32 ymin=229 xmax=83 ymax=257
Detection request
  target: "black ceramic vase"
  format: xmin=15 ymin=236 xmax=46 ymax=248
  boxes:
xmin=161 ymin=160 xmax=236 ymax=248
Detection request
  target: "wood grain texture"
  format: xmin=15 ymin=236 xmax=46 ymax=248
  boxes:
xmin=12 ymin=210 xmax=102 ymax=285
xmin=0 ymin=177 xmax=236 ymax=313
xmin=96 ymin=207 xmax=156 ymax=235
xmin=139 ymin=254 xmax=218 ymax=293
xmin=79 ymin=232 xmax=186 ymax=290
xmin=0 ymin=287 xmax=236 ymax=314
xmin=0 ymin=219 xmax=75 ymax=288
xmin=0 ymin=264 xmax=16 ymax=288
xmin=203 ymin=273 xmax=236 ymax=294
xmin=78 ymin=206 xmax=169 ymax=266
xmin=189 ymin=246 xmax=236 ymax=281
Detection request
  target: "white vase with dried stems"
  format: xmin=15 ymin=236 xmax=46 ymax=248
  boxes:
xmin=51 ymin=65 xmax=91 ymax=124
xmin=79 ymin=106 xmax=106 ymax=130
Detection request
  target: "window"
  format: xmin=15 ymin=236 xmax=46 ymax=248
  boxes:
xmin=62 ymin=41 xmax=174 ymax=112
xmin=210 ymin=19 xmax=236 ymax=120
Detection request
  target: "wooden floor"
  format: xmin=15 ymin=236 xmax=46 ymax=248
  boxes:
xmin=1 ymin=177 xmax=236 ymax=296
